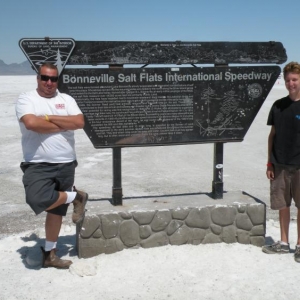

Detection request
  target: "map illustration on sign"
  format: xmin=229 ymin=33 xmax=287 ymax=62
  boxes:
xmin=195 ymin=87 xmax=245 ymax=137
xmin=19 ymin=38 xmax=75 ymax=75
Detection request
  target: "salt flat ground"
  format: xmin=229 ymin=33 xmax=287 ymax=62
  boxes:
xmin=0 ymin=75 xmax=298 ymax=300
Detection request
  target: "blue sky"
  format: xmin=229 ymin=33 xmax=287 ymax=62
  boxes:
xmin=1 ymin=0 xmax=298 ymax=66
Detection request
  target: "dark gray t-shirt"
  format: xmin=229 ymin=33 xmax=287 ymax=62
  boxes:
xmin=267 ymin=96 xmax=300 ymax=165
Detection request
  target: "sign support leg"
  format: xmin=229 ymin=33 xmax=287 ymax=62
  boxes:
xmin=212 ymin=142 xmax=224 ymax=199
xmin=112 ymin=147 xmax=123 ymax=205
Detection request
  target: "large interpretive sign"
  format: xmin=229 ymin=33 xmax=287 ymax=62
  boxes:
xmin=19 ymin=38 xmax=287 ymax=201
xmin=59 ymin=66 xmax=280 ymax=148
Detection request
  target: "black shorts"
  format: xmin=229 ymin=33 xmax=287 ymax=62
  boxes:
xmin=20 ymin=161 xmax=77 ymax=216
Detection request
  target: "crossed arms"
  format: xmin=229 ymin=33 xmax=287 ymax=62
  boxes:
xmin=21 ymin=114 xmax=85 ymax=134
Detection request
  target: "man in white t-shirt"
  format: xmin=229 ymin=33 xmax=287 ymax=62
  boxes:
xmin=16 ymin=63 xmax=88 ymax=269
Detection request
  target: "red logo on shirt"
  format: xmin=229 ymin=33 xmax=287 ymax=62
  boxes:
xmin=55 ymin=104 xmax=65 ymax=109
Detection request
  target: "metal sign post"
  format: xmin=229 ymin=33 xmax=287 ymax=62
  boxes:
xmin=212 ymin=142 xmax=224 ymax=199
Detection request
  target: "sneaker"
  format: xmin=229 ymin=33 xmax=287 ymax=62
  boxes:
xmin=41 ymin=247 xmax=72 ymax=269
xmin=294 ymin=246 xmax=300 ymax=262
xmin=72 ymin=186 xmax=88 ymax=223
xmin=262 ymin=241 xmax=290 ymax=254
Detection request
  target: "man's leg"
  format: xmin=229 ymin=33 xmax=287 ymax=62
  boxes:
xmin=45 ymin=212 xmax=62 ymax=242
xmin=46 ymin=190 xmax=88 ymax=224
xmin=294 ymin=209 xmax=300 ymax=263
xmin=279 ymin=206 xmax=290 ymax=243
xmin=262 ymin=166 xmax=291 ymax=254
xmin=46 ymin=191 xmax=68 ymax=211
xmin=41 ymin=212 xmax=72 ymax=269
xmin=262 ymin=207 xmax=291 ymax=254
xmin=296 ymin=209 xmax=300 ymax=245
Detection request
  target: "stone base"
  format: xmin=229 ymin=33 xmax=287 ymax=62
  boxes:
xmin=76 ymin=191 xmax=266 ymax=258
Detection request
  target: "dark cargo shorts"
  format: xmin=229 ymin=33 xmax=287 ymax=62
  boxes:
xmin=270 ymin=165 xmax=300 ymax=210
xmin=20 ymin=160 xmax=77 ymax=216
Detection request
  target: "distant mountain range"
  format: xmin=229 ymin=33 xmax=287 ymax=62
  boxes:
xmin=0 ymin=60 xmax=36 ymax=75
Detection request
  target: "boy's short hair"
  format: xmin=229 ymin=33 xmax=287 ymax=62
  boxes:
xmin=283 ymin=61 xmax=300 ymax=79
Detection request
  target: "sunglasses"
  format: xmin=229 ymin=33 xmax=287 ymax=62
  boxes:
xmin=39 ymin=74 xmax=59 ymax=82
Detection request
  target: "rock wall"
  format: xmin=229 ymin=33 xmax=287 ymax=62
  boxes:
xmin=77 ymin=202 xmax=266 ymax=258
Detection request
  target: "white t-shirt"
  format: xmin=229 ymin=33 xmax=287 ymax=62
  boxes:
xmin=16 ymin=89 xmax=83 ymax=163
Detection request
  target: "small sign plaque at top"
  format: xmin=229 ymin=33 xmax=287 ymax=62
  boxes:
xmin=19 ymin=38 xmax=75 ymax=75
